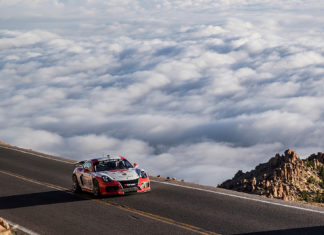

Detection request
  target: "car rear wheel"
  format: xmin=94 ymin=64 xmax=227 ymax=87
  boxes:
xmin=93 ymin=179 xmax=100 ymax=197
xmin=72 ymin=175 xmax=81 ymax=192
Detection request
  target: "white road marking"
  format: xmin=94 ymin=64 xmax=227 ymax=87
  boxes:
xmin=2 ymin=217 xmax=39 ymax=235
xmin=151 ymin=180 xmax=324 ymax=215
xmin=0 ymin=146 xmax=75 ymax=164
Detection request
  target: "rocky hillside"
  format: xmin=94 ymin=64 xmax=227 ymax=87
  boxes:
xmin=219 ymin=149 xmax=324 ymax=203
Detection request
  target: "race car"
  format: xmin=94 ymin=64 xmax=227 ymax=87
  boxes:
xmin=72 ymin=155 xmax=151 ymax=196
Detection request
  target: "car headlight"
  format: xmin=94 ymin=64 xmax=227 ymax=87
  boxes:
xmin=102 ymin=175 xmax=112 ymax=182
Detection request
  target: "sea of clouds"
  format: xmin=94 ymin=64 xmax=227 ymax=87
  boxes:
xmin=1 ymin=0 xmax=324 ymax=185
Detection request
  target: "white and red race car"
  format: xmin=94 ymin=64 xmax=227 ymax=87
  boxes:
xmin=72 ymin=155 xmax=151 ymax=196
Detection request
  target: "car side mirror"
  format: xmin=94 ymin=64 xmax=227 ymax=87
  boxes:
xmin=134 ymin=163 xmax=139 ymax=168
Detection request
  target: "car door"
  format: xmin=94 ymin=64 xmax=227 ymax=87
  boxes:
xmin=81 ymin=161 xmax=93 ymax=190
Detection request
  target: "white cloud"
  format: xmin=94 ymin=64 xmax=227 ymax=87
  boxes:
xmin=0 ymin=30 xmax=56 ymax=49
xmin=64 ymin=134 xmax=153 ymax=159
xmin=1 ymin=127 xmax=64 ymax=153
xmin=273 ymin=51 xmax=324 ymax=70
xmin=1 ymin=0 xmax=324 ymax=185
xmin=144 ymin=142 xmax=284 ymax=185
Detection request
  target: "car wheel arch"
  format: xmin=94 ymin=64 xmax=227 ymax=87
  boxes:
xmin=92 ymin=178 xmax=101 ymax=197
xmin=72 ymin=174 xmax=81 ymax=192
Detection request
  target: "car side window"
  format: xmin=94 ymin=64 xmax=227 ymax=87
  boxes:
xmin=84 ymin=162 xmax=92 ymax=171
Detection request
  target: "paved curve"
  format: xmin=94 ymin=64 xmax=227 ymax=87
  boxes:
xmin=1 ymin=146 xmax=324 ymax=234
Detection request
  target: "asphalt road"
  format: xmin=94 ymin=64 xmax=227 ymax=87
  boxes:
xmin=1 ymin=146 xmax=324 ymax=235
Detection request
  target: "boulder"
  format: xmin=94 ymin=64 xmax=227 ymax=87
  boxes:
xmin=0 ymin=218 xmax=13 ymax=235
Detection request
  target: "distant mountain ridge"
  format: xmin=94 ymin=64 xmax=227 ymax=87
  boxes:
xmin=219 ymin=149 xmax=324 ymax=204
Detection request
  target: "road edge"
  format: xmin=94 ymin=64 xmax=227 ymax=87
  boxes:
xmin=2 ymin=142 xmax=324 ymax=212
xmin=0 ymin=217 xmax=38 ymax=235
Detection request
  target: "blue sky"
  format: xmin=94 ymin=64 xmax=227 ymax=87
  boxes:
xmin=1 ymin=0 xmax=324 ymax=185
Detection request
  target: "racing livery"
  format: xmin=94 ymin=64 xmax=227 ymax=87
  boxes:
xmin=72 ymin=155 xmax=151 ymax=196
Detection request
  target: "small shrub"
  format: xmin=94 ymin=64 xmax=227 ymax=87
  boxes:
xmin=307 ymin=176 xmax=315 ymax=184
xmin=314 ymin=191 xmax=324 ymax=203
xmin=319 ymin=181 xmax=324 ymax=189
xmin=306 ymin=160 xmax=315 ymax=169
xmin=318 ymin=166 xmax=324 ymax=181
xmin=300 ymin=190 xmax=311 ymax=202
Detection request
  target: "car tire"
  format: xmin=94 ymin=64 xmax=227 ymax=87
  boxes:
xmin=93 ymin=179 xmax=101 ymax=197
xmin=72 ymin=175 xmax=81 ymax=193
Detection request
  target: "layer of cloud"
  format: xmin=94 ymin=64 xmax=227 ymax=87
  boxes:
xmin=1 ymin=1 xmax=324 ymax=185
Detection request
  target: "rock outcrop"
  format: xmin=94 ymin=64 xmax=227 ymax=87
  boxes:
xmin=219 ymin=149 xmax=324 ymax=203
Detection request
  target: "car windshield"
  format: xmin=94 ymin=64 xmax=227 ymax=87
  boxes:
xmin=94 ymin=159 xmax=133 ymax=172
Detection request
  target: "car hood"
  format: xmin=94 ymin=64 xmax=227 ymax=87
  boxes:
xmin=96 ymin=168 xmax=139 ymax=181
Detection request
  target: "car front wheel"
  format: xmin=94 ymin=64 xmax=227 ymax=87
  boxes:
xmin=72 ymin=175 xmax=81 ymax=192
xmin=93 ymin=179 xmax=101 ymax=197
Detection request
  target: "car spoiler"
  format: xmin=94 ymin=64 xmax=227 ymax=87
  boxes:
xmin=75 ymin=160 xmax=85 ymax=167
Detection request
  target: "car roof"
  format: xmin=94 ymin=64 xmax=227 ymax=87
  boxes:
xmin=90 ymin=155 xmax=125 ymax=162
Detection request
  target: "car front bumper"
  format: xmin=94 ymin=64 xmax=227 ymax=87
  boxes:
xmin=98 ymin=177 xmax=151 ymax=195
